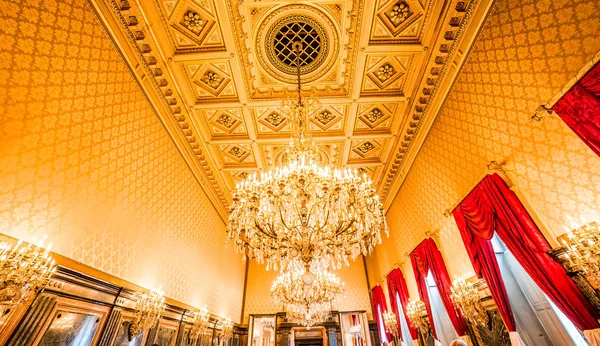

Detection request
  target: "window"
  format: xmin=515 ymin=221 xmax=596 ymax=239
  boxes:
xmin=377 ymin=305 xmax=389 ymax=344
xmin=395 ymin=293 xmax=413 ymax=346
xmin=425 ymin=271 xmax=458 ymax=345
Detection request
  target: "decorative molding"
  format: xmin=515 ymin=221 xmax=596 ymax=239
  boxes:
xmin=381 ymin=0 xmax=495 ymax=209
xmin=87 ymin=0 xmax=231 ymax=220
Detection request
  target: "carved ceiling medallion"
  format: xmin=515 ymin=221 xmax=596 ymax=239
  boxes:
xmin=255 ymin=4 xmax=340 ymax=84
xmin=266 ymin=15 xmax=328 ymax=75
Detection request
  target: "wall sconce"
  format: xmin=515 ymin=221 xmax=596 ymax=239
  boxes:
xmin=129 ymin=288 xmax=165 ymax=340
xmin=0 ymin=237 xmax=56 ymax=309
xmin=561 ymin=221 xmax=600 ymax=285
xmin=450 ymin=278 xmax=488 ymax=326
xmin=188 ymin=307 xmax=210 ymax=344
xmin=221 ymin=317 xmax=234 ymax=341
xmin=406 ymin=300 xmax=429 ymax=335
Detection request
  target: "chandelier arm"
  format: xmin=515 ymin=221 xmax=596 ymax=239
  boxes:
xmin=276 ymin=202 xmax=296 ymax=234
xmin=253 ymin=221 xmax=278 ymax=240
xmin=335 ymin=219 xmax=356 ymax=237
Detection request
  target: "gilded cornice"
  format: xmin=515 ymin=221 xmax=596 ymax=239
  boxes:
xmin=87 ymin=0 xmax=231 ymax=220
xmin=380 ymin=0 xmax=496 ymax=209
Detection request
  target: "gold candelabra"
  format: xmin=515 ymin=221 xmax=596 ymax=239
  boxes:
xmin=450 ymin=278 xmax=488 ymax=326
xmin=129 ymin=288 xmax=166 ymax=339
xmin=561 ymin=221 xmax=600 ymax=286
xmin=0 ymin=237 xmax=56 ymax=309
xmin=188 ymin=307 xmax=210 ymax=344
xmin=406 ymin=300 xmax=429 ymax=334
xmin=383 ymin=311 xmax=399 ymax=344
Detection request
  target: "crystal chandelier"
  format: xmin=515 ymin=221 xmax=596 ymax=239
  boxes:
xmin=406 ymin=300 xmax=429 ymax=334
xmin=129 ymin=288 xmax=166 ymax=339
xmin=561 ymin=220 xmax=600 ymax=285
xmin=0 ymin=237 xmax=56 ymax=308
xmin=188 ymin=307 xmax=210 ymax=344
xmin=227 ymin=41 xmax=388 ymax=273
xmin=450 ymin=278 xmax=488 ymax=326
xmin=271 ymin=266 xmax=344 ymax=327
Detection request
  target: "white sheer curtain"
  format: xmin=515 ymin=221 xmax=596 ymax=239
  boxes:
xmin=395 ymin=293 xmax=413 ymax=346
xmin=426 ymin=271 xmax=459 ymax=346
xmin=378 ymin=305 xmax=389 ymax=345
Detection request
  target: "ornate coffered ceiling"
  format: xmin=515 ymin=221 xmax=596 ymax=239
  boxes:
xmin=88 ymin=0 xmax=494 ymax=220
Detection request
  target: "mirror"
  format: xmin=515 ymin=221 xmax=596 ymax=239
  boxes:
xmin=248 ymin=315 xmax=276 ymax=346
xmin=339 ymin=312 xmax=371 ymax=346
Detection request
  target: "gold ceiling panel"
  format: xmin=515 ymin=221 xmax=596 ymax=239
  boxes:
xmin=252 ymin=107 xmax=291 ymax=135
xmin=370 ymin=0 xmax=434 ymax=43
xmin=199 ymin=109 xmax=248 ymax=138
xmin=180 ymin=61 xmax=238 ymax=102
xmin=350 ymin=139 xmax=388 ymax=162
xmin=219 ymin=144 xmax=256 ymax=166
xmin=153 ymin=0 xmax=226 ymax=52
xmin=309 ymin=105 xmax=347 ymax=133
xmin=89 ymin=0 xmax=494 ymax=219
xmin=361 ymin=54 xmax=416 ymax=96
xmin=354 ymin=103 xmax=400 ymax=132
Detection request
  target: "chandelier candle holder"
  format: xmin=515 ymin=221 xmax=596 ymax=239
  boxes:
xmin=561 ymin=221 xmax=600 ymax=286
xmin=227 ymin=41 xmax=388 ymax=274
xmin=406 ymin=300 xmax=429 ymax=335
xmin=188 ymin=307 xmax=210 ymax=344
xmin=271 ymin=267 xmax=344 ymax=328
xmin=129 ymin=288 xmax=166 ymax=340
xmin=450 ymin=278 xmax=488 ymax=326
xmin=383 ymin=310 xmax=399 ymax=344
xmin=221 ymin=317 xmax=234 ymax=341
xmin=0 ymin=236 xmax=56 ymax=309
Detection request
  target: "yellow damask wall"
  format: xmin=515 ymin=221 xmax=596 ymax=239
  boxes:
xmin=367 ymin=0 xmax=600 ymax=295
xmin=243 ymin=259 xmax=373 ymax=323
xmin=0 ymin=0 xmax=245 ymax=320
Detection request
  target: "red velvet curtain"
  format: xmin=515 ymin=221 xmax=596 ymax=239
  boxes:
xmin=387 ymin=268 xmax=418 ymax=340
xmin=410 ymin=238 xmax=468 ymax=338
xmin=452 ymin=173 xmax=599 ymax=331
xmin=452 ymin=184 xmax=516 ymax=332
xmin=553 ymin=62 xmax=600 ymax=156
xmin=372 ymin=285 xmax=392 ymax=341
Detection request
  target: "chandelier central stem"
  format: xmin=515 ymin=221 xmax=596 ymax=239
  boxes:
xmin=294 ymin=41 xmax=303 ymax=108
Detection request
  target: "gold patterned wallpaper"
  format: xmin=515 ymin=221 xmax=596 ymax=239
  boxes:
xmin=366 ymin=0 xmax=600 ymax=296
xmin=0 ymin=0 xmax=245 ymax=321
xmin=243 ymin=259 xmax=373 ymax=323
